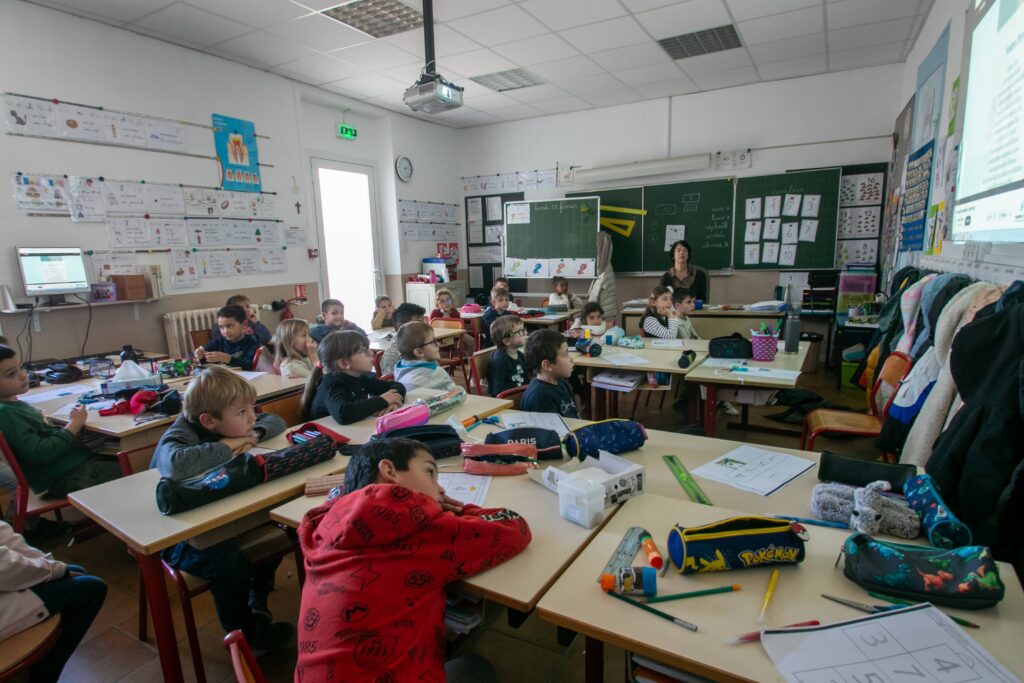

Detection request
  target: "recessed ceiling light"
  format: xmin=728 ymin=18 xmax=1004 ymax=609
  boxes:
xmin=322 ymin=0 xmax=422 ymax=39
xmin=658 ymin=25 xmax=742 ymax=60
xmin=470 ymin=68 xmax=546 ymax=92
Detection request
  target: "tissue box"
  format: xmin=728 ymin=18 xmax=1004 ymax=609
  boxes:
xmin=528 ymin=450 xmax=644 ymax=508
xmin=110 ymin=274 xmax=147 ymax=301
xmin=101 ymin=374 xmax=163 ymax=394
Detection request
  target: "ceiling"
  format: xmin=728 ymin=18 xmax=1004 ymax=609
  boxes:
xmin=27 ymin=0 xmax=934 ymax=129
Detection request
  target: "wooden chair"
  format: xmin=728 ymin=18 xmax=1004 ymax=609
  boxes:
xmin=372 ymin=350 xmax=384 ymax=376
xmin=0 ymin=615 xmax=62 ymax=683
xmin=223 ymin=630 xmax=267 ymax=683
xmin=0 ymin=433 xmax=72 ymax=534
xmin=801 ymin=351 xmax=912 ymax=458
xmin=253 ymin=345 xmax=278 ymax=374
xmin=469 ymin=349 xmax=491 ymax=396
xmin=190 ymin=328 xmax=212 ymax=350
xmin=498 ymin=384 xmax=527 ymax=409
xmin=431 ymin=318 xmax=471 ymax=389
xmin=256 ymin=392 xmax=303 ymax=428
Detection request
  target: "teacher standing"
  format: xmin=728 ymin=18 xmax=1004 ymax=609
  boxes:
xmin=659 ymin=240 xmax=708 ymax=301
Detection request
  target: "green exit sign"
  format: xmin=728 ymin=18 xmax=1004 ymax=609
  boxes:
xmin=337 ymin=124 xmax=357 ymax=139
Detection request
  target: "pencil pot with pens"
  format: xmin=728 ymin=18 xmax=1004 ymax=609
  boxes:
xmin=667 ymin=516 xmax=808 ymax=574
xmin=285 ymin=422 xmax=351 ymax=446
xmin=750 ymin=333 xmax=778 ymax=362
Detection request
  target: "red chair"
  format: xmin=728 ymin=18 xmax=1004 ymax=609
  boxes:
xmin=372 ymin=350 xmax=384 ymax=376
xmin=497 ymin=385 xmax=528 ymax=409
xmin=222 ymin=630 xmax=267 ymax=683
xmin=0 ymin=615 xmax=62 ymax=683
xmin=432 ymin=318 xmax=472 ymax=390
xmin=468 ymin=349 xmax=492 ymax=396
xmin=0 ymin=433 xmax=72 ymax=534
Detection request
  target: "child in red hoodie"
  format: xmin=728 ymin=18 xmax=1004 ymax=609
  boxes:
xmin=296 ymin=438 xmax=532 ymax=682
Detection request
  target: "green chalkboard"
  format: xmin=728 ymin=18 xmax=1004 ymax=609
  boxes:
xmin=504 ymin=197 xmax=599 ymax=263
xmin=566 ymin=187 xmax=643 ymax=273
xmin=643 ymin=179 xmax=734 ymax=272
xmin=733 ymin=169 xmax=841 ymax=270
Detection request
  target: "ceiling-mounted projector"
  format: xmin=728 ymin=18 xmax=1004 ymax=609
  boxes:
xmin=404 ymin=0 xmax=463 ymax=115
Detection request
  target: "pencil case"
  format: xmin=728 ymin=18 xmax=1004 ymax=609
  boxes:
xmin=156 ymin=453 xmax=263 ymax=515
xmin=375 ymin=403 xmax=429 ymax=434
xmin=304 ymin=474 xmax=345 ymax=497
xmin=667 ymin=516 xmax=808 ymax=574
xmin=414 ymin=386 xmax=467 ymax=416
xmin=461 ymin=443 xmax=539 ymax=475
xmin=285 ymin=422 xmax=350 ymax=446
xmin=485 ymin=428 xmax=563 ymax=460
xmin=818 ymin=450 xmax=916 ymax=490
xmin=256 ymin=434 xmax=337 ymax=481
xmin=841 ymin=533 xmax=1004 ymax=609
xmin=562 ymin=419 xmax=647 ymax=461
xmin=902 ymin=474 xmax=972 ymax=549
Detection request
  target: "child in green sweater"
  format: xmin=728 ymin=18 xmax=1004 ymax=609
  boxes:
xmin=0 ymin=346 xmax=120 ymax=498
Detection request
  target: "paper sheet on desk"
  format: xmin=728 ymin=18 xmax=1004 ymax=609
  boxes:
xmin=761 ymin=604 xmax=1016 ymax=683
xmin=691 ymin=445 xmax=814 ymax=496
xmin=236 ymin=371 xmax=266 ymax=381
xmin=51 ymin=399 xmax=117 ymax=416
xmin=602 ymin=351 xmax=649 ymax=366
xmin=732 ymin=367 xmax=800 ymax=381
xmin=502 ymin=411 xmax=569 ymax=437
xmin=438 ymin=474 xmax=491 ymax=507
xmin=649 ymin=339 xmax=684 ymax=349
xmin=21 ymin=385 xmax=92 ymax=405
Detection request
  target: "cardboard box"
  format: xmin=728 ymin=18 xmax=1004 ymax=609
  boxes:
xmin=110 ymin=274 xmax=147 ymax=301
xmin=529 ymin=451 xmax=645 ymax=508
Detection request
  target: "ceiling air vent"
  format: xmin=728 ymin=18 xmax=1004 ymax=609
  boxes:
xmin=322 ymin=0 xmax=423 ymax=39
xmin=470 ymin=68 xmax=546 ymax=92
xmin=658 ymin=24 xmax=742 ymax=60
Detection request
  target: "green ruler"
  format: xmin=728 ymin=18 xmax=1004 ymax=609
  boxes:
xmin=597 ymin=526 xmax=646 ymax=582
xmin=663 ymin=455 xmax=713 ymax=505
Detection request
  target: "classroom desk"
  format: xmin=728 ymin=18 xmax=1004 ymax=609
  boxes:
xmin=686 ymin=341 xmax=810 ymax=438
xmin=620 ymin=306 xmax=786 ymax=338
xmin=68 ymin=454 xmax=346 ymax=683
xmin=367 ymin=326 xmax=462 ymax=352
xmin=523 ymin=310 xmax=576 ymax=330
xmin=536 ymin=494 xmax=1024 ymax=683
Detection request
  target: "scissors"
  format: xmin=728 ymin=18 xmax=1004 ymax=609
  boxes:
xmin=821 ymin=594 xmax=902 ymax=614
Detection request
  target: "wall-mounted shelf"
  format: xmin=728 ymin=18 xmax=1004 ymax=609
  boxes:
xmin=1 ymin=298 xmax=160 ymax=315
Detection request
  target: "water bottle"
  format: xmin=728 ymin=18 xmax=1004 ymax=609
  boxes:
xmin=120 ymin=344 xmax=141 ymax=364
xmin=784 ymin=284 xmax=801 ymax=354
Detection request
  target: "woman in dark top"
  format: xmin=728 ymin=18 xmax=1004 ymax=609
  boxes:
xmin=659 ymin=239 xmax=707 ymax=301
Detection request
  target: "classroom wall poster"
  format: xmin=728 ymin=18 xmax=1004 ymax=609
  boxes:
xmin=10 ymin=173 xmax=67 ymax=213
xmin=899 ymin=140 xmax=934 ymax=252
xmin=170 ymin=250 xmax=200 ymax=289
xmin=67 ymin=176 xmax=106 ymax=221
xmin=911 ymin=23 xmax=949 ymax=152
xmin=212 ymin=114 xmax=261 ymax=192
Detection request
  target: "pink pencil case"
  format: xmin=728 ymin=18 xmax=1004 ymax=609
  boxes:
xmin=375 ymin=403 xmax=429 ymax=434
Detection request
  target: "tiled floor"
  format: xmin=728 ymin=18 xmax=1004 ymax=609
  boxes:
xmin=30 ymin=365 xmax=871 ymax=682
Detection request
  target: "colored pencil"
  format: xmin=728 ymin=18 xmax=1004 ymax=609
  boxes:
xmin=646 ymin=584 xmax=740 ymax=604
xmin=768 ymin=514 xmax=849 ymax=530
xmin=605 ymin=590 xmax=698 ymax=632
xmin=756 ymin=569 xmax=780 ymax=624
xmin=867 ymin=592 xmax=980 ymax=628
xmin=725 ymin=620 xmax=820 ymax=645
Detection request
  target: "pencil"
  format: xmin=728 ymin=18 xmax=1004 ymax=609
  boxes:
xmin=605 ymin=590 xmax=698 ymax=632
xmin=756 ymin=569 xmax=780 ymax=624
xmin=646 ymin=584 xmax=740 ymax=604
xmin=768 ymin=514 xmax=849 ymax=530
xmin=867 ymin=592 xmax=980 ymax=628
xmin=725 ymin=620 xmax=820 ymax=645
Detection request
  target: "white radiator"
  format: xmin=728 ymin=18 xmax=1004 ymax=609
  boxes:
xmin=163 ymin=307 xmax=264 ymax=357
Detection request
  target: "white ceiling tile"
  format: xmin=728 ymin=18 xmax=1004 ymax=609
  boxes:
xmin=326 ymin=73 xmax=409 ymax=98
xmin=34 ymin=0 xmax=174 ymax=23
xmin=561 ymin=16 xmax=649 ymax=53
xmin=533 ymin=95 xmax=591 ymax=114
xmin=519 ymin=0 xmax=625 ymax=31
xmin=589 ymin=42 xmax=671 ymax=71
xmin=828 ymin=17 xmax=915 ymax=51
xmin=756 ymin=53 xmax=827 ymax=79
xmin=133 ymin=3 xmax=251 ymax=46
xmin=363 ymin=95 xmax=409 ymax=112
xmin=632 ymin=76 xmax=700 ymax=98
xmin=689 ymin=65 xmax=760 ymax=89
xmin=502 ymin=83 xmax=569 ymax=103
xmin=439 ymin=108 xmax=502 ymax=126
xmin=634 ymin=0 xmax=732 ymax=40
xmin=289 ymin=0 xmax=352 ymax=9
xmin=379 ymin=63 xmax=427 ymax=84
xmin=676 ymin=47 xmax=751 ymax=75
xmin=381 ymin=25 xmax=482 ymax=58
xmin=725 ymin=0 xmax=820 ymax=22
xmin=737 ymin=6 xmax=824 ymax=45
xmin=381 ymin=28 xmax=425 ymax=57
xmin=619 ymin=0 xmax=679 ymax=12
xmin=462 ymin=93 xmax=522 ymax=109
xmin=490 ymin=103 xmax=545 ymax=121
xmin=578 ymin=88 xmax=643 ymax=108
xmin=560 ymin=73 xmax=629 ymax=95
xmin=183 ymin=0 xmax=309 ymax=28
xmin=432 ymin=0 xmax=509 ymax=22
xmin=437 ymin=49 xmax=515 ymax=77
xmin=126 ymin=24 xmax=202 ymax=48
xmin=492 ymin=34 xmax=579 ymax=66
xmin=213 ymin=29 xmax=317 ymax=65
xmin=452 ymin=79 xmax=495 ymax=99
xmin=273 ymin=53 xmax=363 ymax=84
xmin=827 ymin=0 xmax=921 ymax=30
xmin=829 ymin=40 xmax=906 ymax=70
xmin=329 ymin=40 xmax=420 ymax=69
xmin=446 ymin=5 xmax=548 ymax=46
xmin=612 ymin=61 xmax=685 ymax=85
xmin=747 ymin=32 xmax=826 ymax=64
xmin=265 ymin=13 xmax=372 ymax=52
xmin=529 ymin=55 xmax=604 ymax=81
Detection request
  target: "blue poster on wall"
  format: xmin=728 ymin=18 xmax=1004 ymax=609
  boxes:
xmin=899 ymin=140 xmax=934 ymax=252
xmin=212 ymin=114 xmax=261 ymax=193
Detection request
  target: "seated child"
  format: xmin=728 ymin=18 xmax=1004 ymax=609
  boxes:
xmin=0 ymin=520 xmax=108 ymax=681
xmin=302 ymin=330 xmax=406 ymax=424
xmin=521 ymin=329 xmax=580 ymax=418
xmin=429 ymin=287 xmax=476 ymax=357
xmin=0 ymin=345 xmax=121 ymax=499
xmin=273 ymin=319 xmax=318 ymax=378
xmin=394 ymin=322 xmax=457 ymax=393
xmin=639 ymin=286 xmax=680 ymax=339
xmin=150 ymin=366 xmax=292 ymax=649
xmin=310 ymin=299 xmax=366 ymax=343
xmin=194 ymin=305 xmax=259 ymax=370
xmin=210 ymin=294 xmax=272 ymax=345
xmin=296 ymin=438 xmax=531 ymax=682
xmin=380 ymin=303 xmax=426 ymax=375
xmin=487 ymin=315 xmax=527 ymax=397
xmin=549 ymin=275 xmax=584 ymax=309
xmin=570 ymin=302 xmax=607 ymax=337
xmin=370 ymin=295 xmax=395 ymax=330
xmin=493 ymin=277 xmax=519 ymax=310
xmin=481 ymin=287 xmax=512 ymax=348
xmin=672 ymin=287 xmax=700 ymax=340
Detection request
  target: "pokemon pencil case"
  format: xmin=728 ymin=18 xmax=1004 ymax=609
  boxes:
xmin=667 ymin=516 xmax=807 ymax=574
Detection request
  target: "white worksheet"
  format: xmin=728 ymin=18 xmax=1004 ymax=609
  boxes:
xmin=764 ymin=195 xmax=781 ymax=218
xmin=745 ymin=197 xmax=761 ymax=219
xmin=691 ymin=445 xmax=814 ymax=496
xmin=783 ymin=194 xmax=802 ymax=216
xmin=763 ymin=218 xmax=781 ymax=241
xmin=438 ymin=474 xmax=492 ymax=507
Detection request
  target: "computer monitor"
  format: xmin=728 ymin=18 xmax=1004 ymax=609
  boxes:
xmin=16 ymin=247 xmax=91 ymax=301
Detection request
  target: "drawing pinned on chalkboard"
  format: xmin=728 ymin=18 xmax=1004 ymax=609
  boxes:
xmin=783 ymin=194 xmax=801 ymax=216
xmin=744 ymin=221 xmax=761 ymax=242
xmin=550 ymin=258 xmax=571 ymax=277
xmin=663 ymin=224 xmax=685 ymax=251
xmin=762 ymin=242 xmax=780 ymax=264
xmin=764 ymin=195 xmax=781 ymax=217
xmin=801 ymin=194 xmax=820 ymax=217
xmin=779 ymin=244 xmax=797 ymax=266
xmin=781 ymin=222 xmax=799 ymax=244
xmin=524 ymin=258 xmax=549 ymax=278
xmin=763 ymin=218 xmax=781 ymax=241
xmin=570 ymin=258 xmax=595 ymax=277
xmin=745 ymin=197 xmax=761 ymax=219
xmin=505 ymin=257 xmax=526 ymax=276
xmin=798 ymin=219 xmax=818 ymax=242
xmin=506 ymin=203 xmax=530 ymax=224
xmin=744 ymin=243 xmax=760 ymax=265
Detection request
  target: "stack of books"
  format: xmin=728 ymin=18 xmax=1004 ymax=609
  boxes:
xmin=592 ymin=370 xmax=643 ymax=392
xmin=444 ymin=590 xmax=483 ymax=637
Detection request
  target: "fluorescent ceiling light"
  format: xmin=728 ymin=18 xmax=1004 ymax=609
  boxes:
xmin=574 ymin=155 xmax=711 ymax=183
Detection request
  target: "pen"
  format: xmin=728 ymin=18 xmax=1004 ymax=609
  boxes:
xmin=725 ymin=620 xmax=820 ymax=645
xmin=461 ymin=414 xmax=482 ymax=428
xmin=646 ymin=584 xmax=740 ymax=604
xmin=768 ymin=514 xmax=848 ymax=530
xmin=867 ymin=592 xmax=980 ymax=628
xmin=605 ymin=590 xmax=698 ymax=632
xmin=756 ymin=569 xmax=780 ymax=624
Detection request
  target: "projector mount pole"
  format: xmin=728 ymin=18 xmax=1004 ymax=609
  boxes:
xmin=422 ymin=0 xmax=436 ymax=80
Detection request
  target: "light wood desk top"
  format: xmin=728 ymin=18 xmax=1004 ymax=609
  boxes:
xmin=686 ymin=341 xmax=809 ymax=389
xmin=368 ymin=326 xmax=462 ymax=352
xmin=523 ymin=310 xmax=576 ymax=327
xmin=620 ymin=306 xmax=786 ymax=318
xmin=572 ymin=340 xmax=709 ymax=375
xmin=536 ymin=494 xmax=1024 ymax=682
